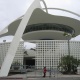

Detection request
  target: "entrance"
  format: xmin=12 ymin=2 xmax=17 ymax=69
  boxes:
xmin=23 ymin=57 xmax=35 ymax=66
xmin=26 ymin=59 xmax=35 ymax=66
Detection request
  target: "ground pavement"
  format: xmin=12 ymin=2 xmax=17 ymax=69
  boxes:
xmin=0 ymin=71 xmax=80 ymax=80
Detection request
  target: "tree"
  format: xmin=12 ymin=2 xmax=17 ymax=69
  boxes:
xmin=11 ymin=61 xmax=22 ymax=70
xmin=24 ymin=51 xmax=28 ymax=55
xmin=12 ymin=61 xmax=21 ymax=65
xmin=58 ymin=55 xmax=80 ymax=74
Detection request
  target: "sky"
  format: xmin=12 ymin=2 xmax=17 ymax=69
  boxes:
xmin=0 ymin=0 xmax=80 ymax=48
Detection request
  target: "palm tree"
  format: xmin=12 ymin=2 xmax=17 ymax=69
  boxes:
xmin=63 ymin=32 xmax=75 ymax=56
xmin=63 ymin=32 xmax=76 ymax=74
xmin=63 ymin=32 xmax=71 ymax=56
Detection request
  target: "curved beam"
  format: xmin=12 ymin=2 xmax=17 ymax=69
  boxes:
xmin=40 ymin=0 xmax=48 ymax=13
xmin=22 ymin=30 xmax=72 ymax=40
xmin=0 ymin=0 xmax=41 ymax=77
xmin=43 ymin=8 xmax=80 ymax=17
xmin=24 ymin=23 xmax=75 ymax=34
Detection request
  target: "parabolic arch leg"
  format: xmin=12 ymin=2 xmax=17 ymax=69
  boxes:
xmin=0 ymin=0 xmax=41 ymax=77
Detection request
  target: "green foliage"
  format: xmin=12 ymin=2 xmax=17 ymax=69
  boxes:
xmin=63 ymin=32 xmax=75 ymax=38
xmin=63 ymin=32 xmax=68 ymax=36
xmin=12 ymin=61 xmax=21 ymax=65
xmin=58 ymin=55 xmax=80 ymax=74
xmin=72 ymin=34 xmax=75 ymax=37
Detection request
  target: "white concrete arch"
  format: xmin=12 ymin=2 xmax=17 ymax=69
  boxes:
xmin=0 ymin=0 xmax=41 ymax=77
xmin=40 ymin=0 xmax=48 ymax=13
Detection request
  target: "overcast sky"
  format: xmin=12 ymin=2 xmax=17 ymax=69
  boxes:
xmin=0 ymin=0 xmax=80 ymax=48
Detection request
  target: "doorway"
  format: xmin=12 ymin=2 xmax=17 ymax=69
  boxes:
xmin=23 ymin=57 xmax=35 ymax=66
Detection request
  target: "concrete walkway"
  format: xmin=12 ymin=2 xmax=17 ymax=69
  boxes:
xmin=0 ymin=71 xmax=80 ymax=80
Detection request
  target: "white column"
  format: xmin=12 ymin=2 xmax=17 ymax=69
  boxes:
xmin=0 ymin=0 xmax=41 ymax=77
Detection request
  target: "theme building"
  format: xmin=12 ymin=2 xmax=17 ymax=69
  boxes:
xmin=0 ymin=0 xmax=80 ymax=77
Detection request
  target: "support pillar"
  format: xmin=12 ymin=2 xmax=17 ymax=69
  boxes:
xmin=0 ymin=0 xmax=41 ymax=77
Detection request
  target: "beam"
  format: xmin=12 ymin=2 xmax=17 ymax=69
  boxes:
xmin=0 ymin=0 xmax=41 ymax=77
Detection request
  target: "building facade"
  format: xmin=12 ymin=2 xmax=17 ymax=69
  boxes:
xmin=0 ymin=40 xmax=80 ymax=70
xmin=36 ymin=40 xmax=80 ymax=69
xmin=0 ymin=41 xmax=24 ymax=67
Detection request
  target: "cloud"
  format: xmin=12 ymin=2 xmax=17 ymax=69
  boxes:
xmin=0 ymin=0 xmax=34 ymax=31
xmin=0 ymin=36 xmax=13 ymax=43
xmin=71 ymin=35 xmax=80 ymax=41
xmin=24 ymin=42 xmax=36 ymax=49
xmin=44 ymin=0 xmax=80 ymax=13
